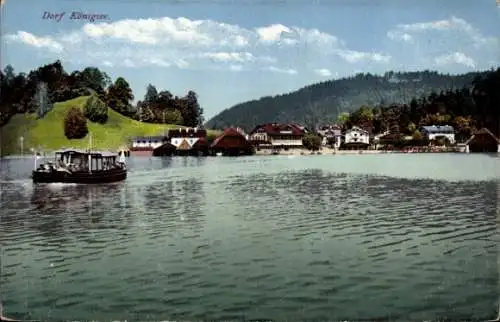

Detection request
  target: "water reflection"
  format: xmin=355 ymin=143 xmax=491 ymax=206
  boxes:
xmin=0 ymin=156 xmax=499 ymax=321
xmin=142 ymin=177 xmax=206 ymax=231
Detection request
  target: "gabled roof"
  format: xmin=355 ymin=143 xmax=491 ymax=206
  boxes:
xmin=130 ymin=136 xmax=166 ymax=141
xmin=318 ymin=124 xmax=342 ymax=131
xmin=249 ymin=123 xmax=307 ymax=136
xmin=346 ymin=126 xmax=369 ymax=135
xmin=177 ymin=138 xmax=191 ymax=150
xmin=54 ymin=149 xmax=118 ymax=157
xmin=210 ymin=128 xmax=248 ymax=148
xmin=421 ymin=125 xmax=454 ymax=133
xmin=167 ymin=127 xmax=207 ymax=138
xmin=465 ymin=127 xmax=500 ymax=145
xmin=318 ymin=129 xmax=342 ymax=137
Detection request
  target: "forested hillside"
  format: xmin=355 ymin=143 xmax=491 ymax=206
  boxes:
xmin=338 ymin=67 xmax=500 ymax=142
xmin=0 ymin=60 xmax=204 ymax=128
xmin=0 ymin=60 xmax=205 ymax=155
xmin=206 ymin=70 xmax=489 ymax=132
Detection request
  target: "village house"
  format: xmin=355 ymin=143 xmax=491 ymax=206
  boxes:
xmin=342 ymin=126 xmax=370 ymax=150
xmin=129 ymin=135 xmax=171 ymax=156
xmin=210 ymin=127 xmax=254 ymax=156
xmin=420 ymin=125 xmax=455 ymax=145
xmin=345 ymin=127 xmax=369 ymax=144
xmin=317 ymin=125 xmax=343 ymax=148
xmin=248 ymin=123 xmax=308 ymax=150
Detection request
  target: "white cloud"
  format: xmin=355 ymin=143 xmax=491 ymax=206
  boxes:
xmin=6 ymin=15 xmax=497 ymax=75
xmin=435 ymin=52 xmax=476 ymax=68
xmin=5 ymin=16 xmax=392 ymax=73
xmin=200 ymin=52 xmax=255 ymax=63
xmin=386 ymin=16 xmax=498 ymax=71
xmin=314 ymin=68 xmax=332 ymax=77
xmin=388 ymin=16 xmax=496 ymax=48
xmin=5 ymin=31 xmax=63 ymax=53
xmin=336 ymin=50 xmax=391 ymax=64
xmin=387 ymin=30 xmax=413 ymax=43
xmin=256 ymin=24 xmax=291 ymax=42
xmin=265 ymin=66 xmax=297 ymax=75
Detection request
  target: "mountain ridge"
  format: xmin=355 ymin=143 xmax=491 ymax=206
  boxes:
xmin=205 ymin=70 xmax=490 ymax=132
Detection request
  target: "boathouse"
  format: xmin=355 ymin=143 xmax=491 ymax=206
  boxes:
xmin=167 ymin=127 xmax=209 ymax=156
xmin=248 ymin=123 xmax=308 ymax=150
xmin=210 ymin=128 xmax=254 ymax=156
xmin=465 ymin=128 xmax=500 ymax=153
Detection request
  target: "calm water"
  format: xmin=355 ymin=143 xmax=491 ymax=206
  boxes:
xmin=1 ymin=154 xmax=499 ymax=321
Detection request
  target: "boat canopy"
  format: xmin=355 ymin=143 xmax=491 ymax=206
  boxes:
xmin=54 ymin=149 xmax=118 ymax=158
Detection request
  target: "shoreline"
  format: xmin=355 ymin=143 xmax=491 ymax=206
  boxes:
xmin=1 ymin=149 xmax=484 ymax=158
xmin=254 ymin=147 xmax=466 ymax=156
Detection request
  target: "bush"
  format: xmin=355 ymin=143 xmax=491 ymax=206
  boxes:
xmin=84 ymin=93 xmax=108 ymax=123
xmin=206 ymin=132 xmax=219 ymax=145
xmin=302 ymin=133 xmax=322 ymax=151
xmin=64 ymin=107 xmax=88 ymax=139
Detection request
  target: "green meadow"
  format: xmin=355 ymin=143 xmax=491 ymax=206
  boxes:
xmin=0 ymin=96 xmax=209 ymax=155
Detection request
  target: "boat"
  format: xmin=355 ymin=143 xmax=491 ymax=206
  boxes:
xmin=32 ymin=149 xmax=127 ymax=184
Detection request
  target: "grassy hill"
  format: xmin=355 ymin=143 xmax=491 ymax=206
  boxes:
xmin=0 ymin=96 xmax=182 ymax=156
xmin=206 ymin=70 xmax=488 ymax=132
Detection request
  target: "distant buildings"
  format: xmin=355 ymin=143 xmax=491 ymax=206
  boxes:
xmin=127 ymin=122 xmax=498 ymax=156
xmin=248 ymin=123 xmax=308 ymax=150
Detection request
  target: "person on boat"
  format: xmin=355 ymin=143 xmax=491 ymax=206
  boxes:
xmin=118 ymin=151 xmax=126 ymax=168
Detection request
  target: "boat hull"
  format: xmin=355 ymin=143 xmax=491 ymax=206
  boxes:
xmin=32 ymin=168 xmax=127 ymax=184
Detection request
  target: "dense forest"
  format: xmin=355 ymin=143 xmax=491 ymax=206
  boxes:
xmin=206 ymin=70 xmax=490 ymax=132
xmin=0 ymin=60 xmax=204 ymax=128
xmin=341 ymin=68 xmax=500 ymax=142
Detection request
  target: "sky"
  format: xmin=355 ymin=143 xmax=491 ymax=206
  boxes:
xmin=1 ymin=0 xmax=499 ymax=120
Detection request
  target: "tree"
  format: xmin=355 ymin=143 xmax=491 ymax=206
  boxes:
xmin=64 ymin=107 xmax=88 ymax=139
xmin=136 ymin=102 xmax=156 ymax=123
xmin=107 ymin=77 xmax=134 ymax=116
xmin=144 ymin=84 xmax=159 ymax=105
xmin=337 ymin=112 xmax=350 ymax=124
xmin=162 ymin=109 xmax=183 ymax=125
xmin=3 ymin=65 xmax=15 ymax=82
xmin=181 ymin=90 xmax=203 ymax=127
xmin=33 ymin=82 xmax=53 ymax=119
xmin=84 ymin=93 xmax=108 ymax=123
xmin=302 ymin=133 xmax=322 ymax=151
xmin=78 ymin=67 xmax=111 ymax=94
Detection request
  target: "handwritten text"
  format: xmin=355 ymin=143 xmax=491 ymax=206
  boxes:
xmin=42 ymin=11 xmax=110 ymax=22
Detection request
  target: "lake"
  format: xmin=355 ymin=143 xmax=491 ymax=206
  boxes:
xmin=0 ymin=154 xmax=499 ymax=321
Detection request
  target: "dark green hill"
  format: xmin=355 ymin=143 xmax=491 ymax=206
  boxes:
xmin=206 ymin=70 xmax=489 ymax=132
